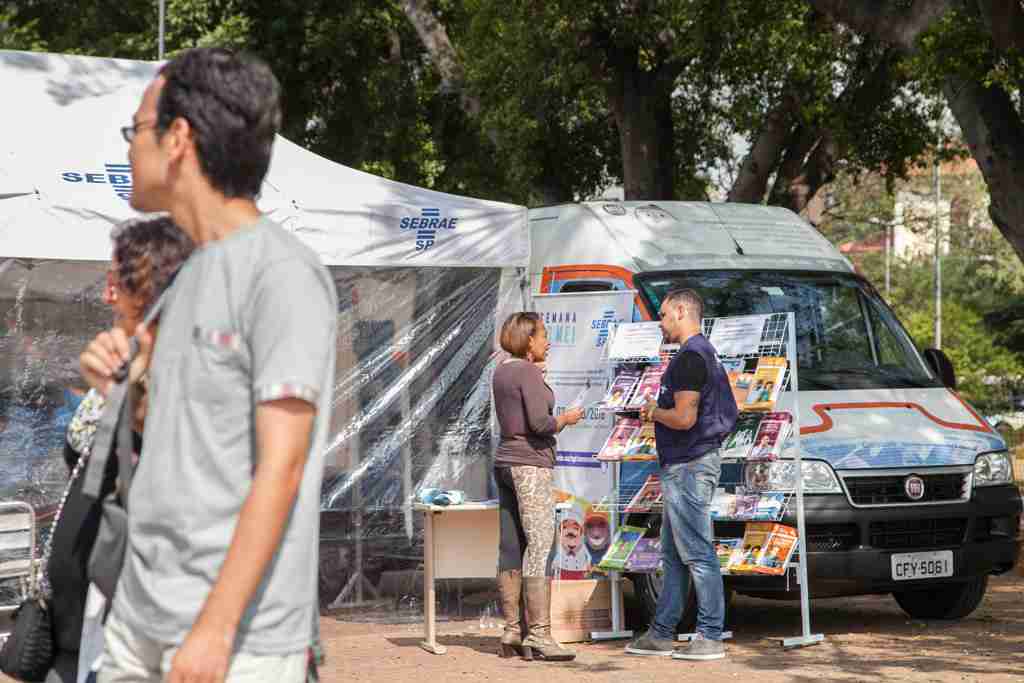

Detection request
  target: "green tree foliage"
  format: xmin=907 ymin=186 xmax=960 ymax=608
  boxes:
xmin=904 ymin=301 xmax=1023 ymax=412
xmin=818 ymin=163 xmax=1024 ymax=412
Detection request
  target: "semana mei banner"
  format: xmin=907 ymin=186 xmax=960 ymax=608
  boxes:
xmin=533 ymin=291 xmax=634 ymax=579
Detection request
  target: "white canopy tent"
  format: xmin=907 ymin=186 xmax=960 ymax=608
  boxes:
xmin=0 ymin=50 xmax=529 ymax=609
xmin=0 ymin=50 xmax=529 ymax=268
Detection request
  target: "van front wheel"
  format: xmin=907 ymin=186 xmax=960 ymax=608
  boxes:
xmin=892 ymin=576 xmax=988 ymax=620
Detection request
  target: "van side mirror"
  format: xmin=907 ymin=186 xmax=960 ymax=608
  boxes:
xmin=923 ymin=349 xmax=956 ymax=389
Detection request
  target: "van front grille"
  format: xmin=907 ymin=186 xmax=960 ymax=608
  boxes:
xmin=842 ymin=472 xmax=968 ymax=506
xmin=868 ymin=518 xmax=966 ymax=550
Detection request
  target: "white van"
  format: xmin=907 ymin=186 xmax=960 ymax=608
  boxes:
xmin=529 ymin=201 xmax=1022 ymax=625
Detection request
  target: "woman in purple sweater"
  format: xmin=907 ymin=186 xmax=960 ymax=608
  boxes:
xmin=492 ymin=312 xmax=584 ymax=662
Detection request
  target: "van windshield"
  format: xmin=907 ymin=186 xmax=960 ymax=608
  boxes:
xmin=636 ymin=270 xmax=941 ymax=391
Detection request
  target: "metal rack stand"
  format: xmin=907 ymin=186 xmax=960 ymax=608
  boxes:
xmin=595 ymin=314 xmax=824 ymax=649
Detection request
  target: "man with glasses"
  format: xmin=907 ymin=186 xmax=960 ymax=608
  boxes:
xmin=80 ymin=48 xmax=335 ymax=683
xmin=624 ymin=289 xmax=737 ymax=661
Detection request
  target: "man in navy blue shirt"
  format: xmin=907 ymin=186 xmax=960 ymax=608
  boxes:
xmin=625 ymin=289 xmax=737 ymax=661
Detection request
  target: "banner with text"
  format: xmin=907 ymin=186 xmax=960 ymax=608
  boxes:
xmin=534 ymin=291 xmax=634 ymax=579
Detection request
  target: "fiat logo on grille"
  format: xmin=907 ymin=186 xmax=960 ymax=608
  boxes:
xmin=904 ymin=475 xmax=926 ymax=501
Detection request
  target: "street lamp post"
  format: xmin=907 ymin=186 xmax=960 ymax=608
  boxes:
xmin=933 ymin=155 xmax=942 ymax=349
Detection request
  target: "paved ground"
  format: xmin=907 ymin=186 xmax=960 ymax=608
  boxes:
xmin=319 ymin=573 xmax=1024 ymax=682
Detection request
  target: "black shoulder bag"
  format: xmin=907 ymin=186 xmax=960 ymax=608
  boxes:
xmin=81 ymin=284 xmax=173 ymax=602
xmin=0 ymin=451 xmax=89 ymax=680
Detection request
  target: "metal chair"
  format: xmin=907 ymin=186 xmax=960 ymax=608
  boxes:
xmin=0 ymin=501 xmax=38 ymax=640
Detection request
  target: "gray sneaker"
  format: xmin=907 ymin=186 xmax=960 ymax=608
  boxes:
xmin=671 ymin=636 xmax=725 ymax=661
xmin=624 ymin=631 xmax=675 ymax=656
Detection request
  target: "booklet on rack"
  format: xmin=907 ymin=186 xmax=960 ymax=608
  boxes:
xmin=600 ymin=371 xmax=640 ymax=410
xmin=625 ymin=474 xmax=662 ymax=512
xmin=715 ymin=538 xmax=742 ymax=570
xmin=727 ymin=522 xmax=798 ymax=575
xmin=742 ymin=356 xmax=787 ymax=411
xmin=752 ymin=492 xmax=787 ymax=520
xmin=726 ymin=522 xmax=771 ymax=573
xmin=730 ymin=372 xmax=756 ymax=409
xmin=623 ymin=422 xmax=657 ymax=460
xmin=732 ymin=492 xmax=786 ymax=520
xmin=757 ymin=523 xmax=799 ymax=575
xmin=596 ymin=418 xmax=640 ymax=461
xmin=597 ymin=525 xmax=646 ymax=572
xmin=747 ymin=411 xmax=793 ymax=461
xmin=624 ymin=538 xmax=662 ymax=573
xmin=710 ymin=490 xmax=737 ymax=519
xmin=623 ymin=364 xmax=665 ymax=411
xmin=721 ymin=413 xmax=763 ymax=459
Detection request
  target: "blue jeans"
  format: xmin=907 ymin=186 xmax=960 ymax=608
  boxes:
xmin=651 ymin=449 xmax=724 ymax=640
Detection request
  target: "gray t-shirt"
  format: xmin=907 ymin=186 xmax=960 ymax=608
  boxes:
xmin=112 ymin=217 xmax=337 ymax=655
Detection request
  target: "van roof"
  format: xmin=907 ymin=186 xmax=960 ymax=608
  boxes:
xmin=528 ymin=201 xmax=854 ymax=274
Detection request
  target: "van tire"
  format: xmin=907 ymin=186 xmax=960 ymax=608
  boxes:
xmin=631 ymin=571 xmax=734 ymax=633
xmin=892 ymin=576 xmax=988 ymax=620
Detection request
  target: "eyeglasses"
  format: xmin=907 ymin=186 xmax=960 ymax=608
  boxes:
xmin=121 ymin=119 xmax=157 ymax=143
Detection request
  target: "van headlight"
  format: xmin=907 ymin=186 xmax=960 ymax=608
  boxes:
xmin=974 ymin=451 xmax=1014 ymax=487
xmin=745 ymin=459 xmax=842 ymax=493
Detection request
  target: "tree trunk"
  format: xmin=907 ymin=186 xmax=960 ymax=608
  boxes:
xmin=400 ymin=0 xmax=480 ymax=117
xmin=728 ymin=95 xmax=800 ymax=203
xmin=767 ymin=125 xmax=820 ymax=212
xmin=944 ymin=77 xmax=1024 ymax=262
xmin=605 ymin=55 xmax=678 ymax=200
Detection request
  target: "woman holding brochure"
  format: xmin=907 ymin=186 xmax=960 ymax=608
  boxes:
xmin=492 ymin=312 xmax=584 ymax=662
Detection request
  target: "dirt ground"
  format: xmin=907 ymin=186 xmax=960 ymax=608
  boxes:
xmin=4 ymin=574 xmax=1020 ymax=682
xmin=318 ymin=573 xmax=1024 ymax=683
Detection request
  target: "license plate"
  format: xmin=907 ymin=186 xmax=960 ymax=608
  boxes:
xmin=890 ymin=550 xmax=954 ymax=581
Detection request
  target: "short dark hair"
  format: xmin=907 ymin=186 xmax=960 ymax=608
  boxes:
xmin=499 ymin=312 xmax=542 ymax=358
xmin=111 ymin=216 xmax=195 ymax=309
xmin=157 ymin=48 xmax=282 ymax=198
xmin=663 ymin=288 xmax=703 ymax=322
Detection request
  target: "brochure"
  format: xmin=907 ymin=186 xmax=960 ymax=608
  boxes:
xmin=624 ymin=538 xmax=662 ymax=573
xmin=727 ymin=523 xmax=798 ymax=575
xmin=596 ymin=418 xmax=640 ymax=461
xmin=730 ymin=372 xmax=756 ymax=409
xmin=597 ymin=525 xmax=647 ymax=572
xmin=743 ymin=356 xmax=788 ymax=411
xmin=622 ymin=422 xmax=657 ymax=459
xmin=721 ymin=413 xmax=763 ymax=459
xmin=733 ymin=494 xmax=759 ymax=519
xmin=727 ymin=522 xmax=773 ymax=573
xmin=710 ymin=491 xmax=737 ymax=519
xmin=756 ymin=523 xmax=799 ymax=575
xmin=731 ymin=492 xmax=786 ymax=520
xmin=600 ymin=371 xmax=641 ymax=410
xmin=624 ymin=365 xmax=663 ymax=410
xmin=751 ymin=492 xmax=787 ymax=520
xmin=714 ymin=538 xmax=742 ymax=570
xmin=624 ymin=474 xmax=662 ymax=512
xmin=747 ymin=411 xmax=793 ymax=461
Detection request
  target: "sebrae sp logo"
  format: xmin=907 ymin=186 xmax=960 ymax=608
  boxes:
xmin=399 ymin=207 xmax=458 ymax=251
xmin=591 ymin=309 xmax=622 ymax=348
xmin=61 ymin=164 xmax=133 ymax=201
xmin=543 ymin=310 xmax=577 ymax=346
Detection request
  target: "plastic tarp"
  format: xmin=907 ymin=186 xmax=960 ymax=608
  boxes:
xmin=0 ymin=50 xmax=531 ymax=610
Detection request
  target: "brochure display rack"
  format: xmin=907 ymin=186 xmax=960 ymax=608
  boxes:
xmin=593 ymin=313 xmax=823 ymax=649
